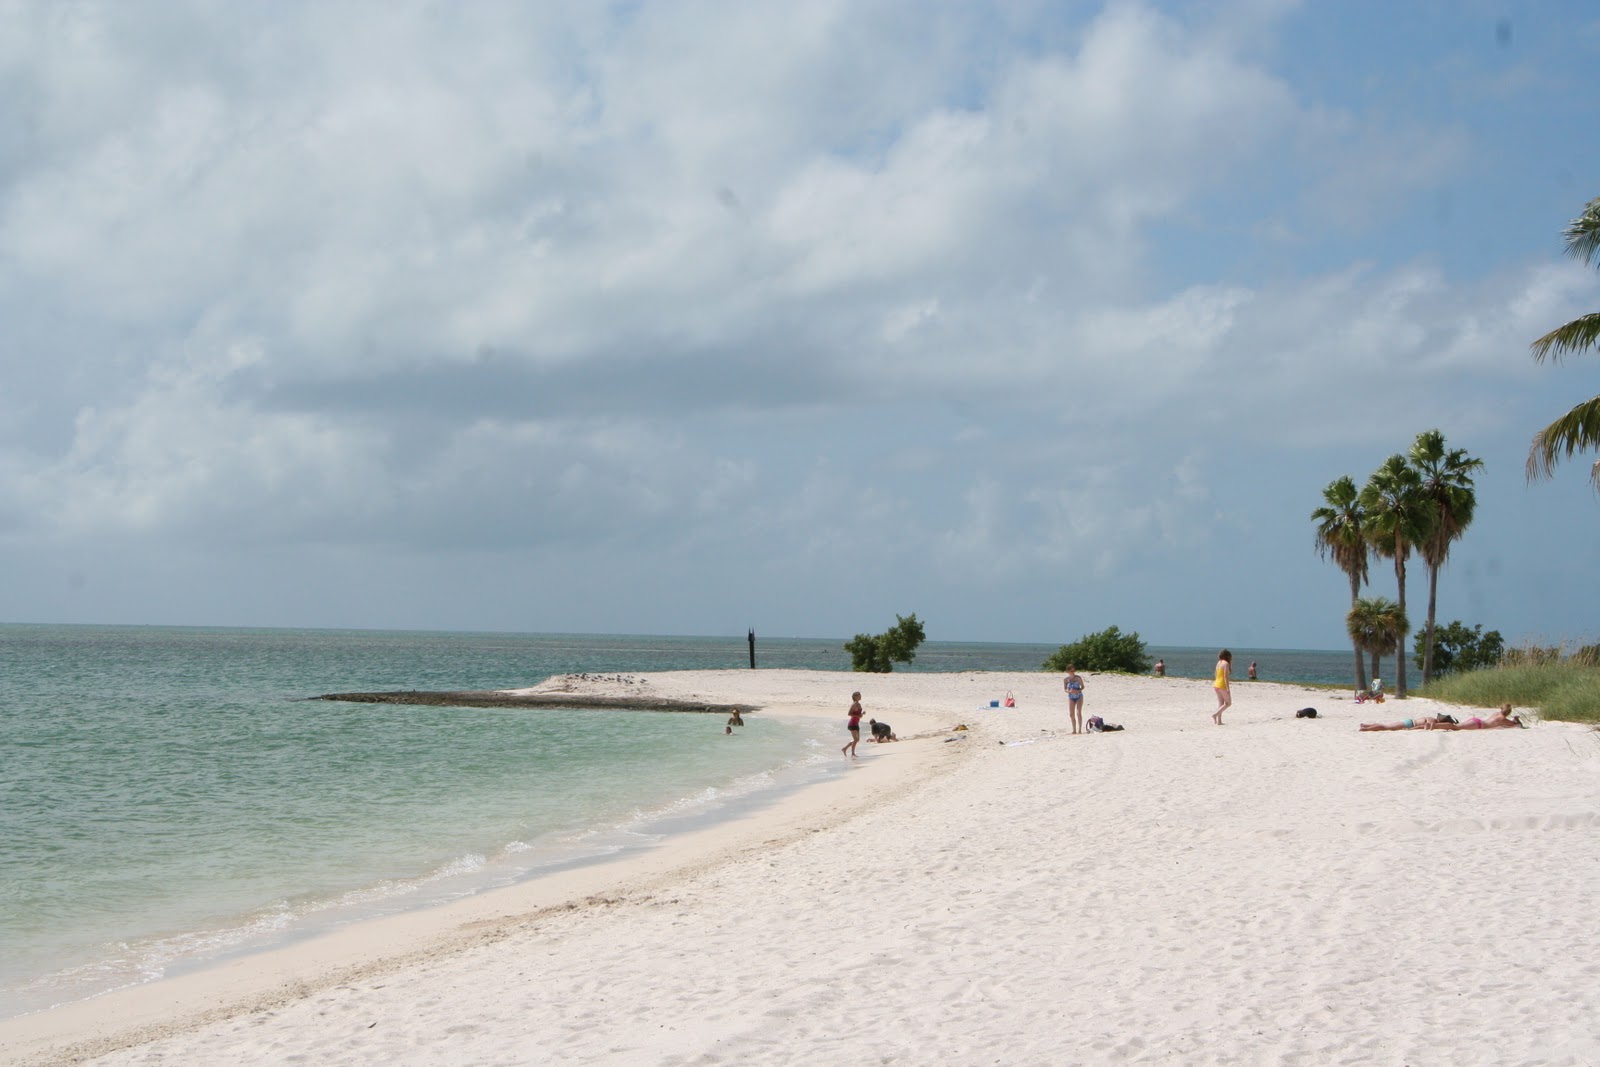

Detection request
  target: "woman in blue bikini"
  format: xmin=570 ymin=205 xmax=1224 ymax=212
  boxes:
xmin=1063 ymin=665 xmax=1085 ymax=734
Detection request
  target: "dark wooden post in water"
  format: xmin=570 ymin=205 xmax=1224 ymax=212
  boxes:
xmin=748 ymin=628 xmax=756 ymax=668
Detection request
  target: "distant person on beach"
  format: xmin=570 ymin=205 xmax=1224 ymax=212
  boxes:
xmin=1063 ymin=665 xmax=1085 ymax=734
xmin=1426 ymin=704 xmax=1526 ymax=730
xmin=1154 ymin=659 xmax=1165 ymax=677
xmin=843 ymin=692 xmax=863 ymax=757
xmin=727 ymin=708 xmax=744 ymax=727
xmin=1212 ymin=650 xmax=1233 ymax=725
xmin=869 ymin=719 xmax=897 ymax=742
xmin=1360 ymin=714 xmax=1456 ymax=731
xmin=1248 ymin=661 xmax=1257 ymax=681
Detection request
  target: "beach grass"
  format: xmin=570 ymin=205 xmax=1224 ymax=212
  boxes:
xmin=1418 ymin=658 xmax=1600 ymax=723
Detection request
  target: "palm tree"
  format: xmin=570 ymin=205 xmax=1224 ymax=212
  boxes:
xmin=1361 ymin=454 xmax=1433 ymax=699
xmin=1347 ymin=596 xmax=1407 ymax=691
xmin=1312 ymin=475 xmax=1370 ymax=692
xmin=1528 ymin=195 xmax=1600 ymax=489
xmin=1409 ymin=430 xmax=1483 ymax=685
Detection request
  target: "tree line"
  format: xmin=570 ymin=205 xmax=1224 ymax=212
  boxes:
xmin=1313 ymin=430 xmax=1482 ymax=699
xmin=1313 ymin=194 xmax=1600 ymax=699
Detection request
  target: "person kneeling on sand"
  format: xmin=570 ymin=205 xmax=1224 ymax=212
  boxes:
xmin=1425 ymin=703 xmax=1525 ymax=730
xmin=1360 ymin=714 xmax=1456 ymax=731
xmin=869 ymin=719 xmax=897 ymax=742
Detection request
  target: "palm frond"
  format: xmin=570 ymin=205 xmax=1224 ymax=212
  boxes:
xmin=1527 ymin=198 xmax=1600 ymax=491
xmin=1311 ymin=475 xmax=1370 ymax=583
xmin=1347 ymin=596 xmax=1408 ymax=655
xmin=1361 ymin=454 xmax=1433 ymax=549
xmin=1564 ymin=195 xmax=1600 ymax=267
xmin=1530 ymin=312 xmax=1600 ymax=364
xmin=1527 ymin=394 xmax=1600 ymax=486
xmin=1410 ymin=432 xmax=1483 ymax=567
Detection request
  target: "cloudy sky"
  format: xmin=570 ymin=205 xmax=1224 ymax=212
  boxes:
xmin=2 ymin=0 xmax=1597 ymax=651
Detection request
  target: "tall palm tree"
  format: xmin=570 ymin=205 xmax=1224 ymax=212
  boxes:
xmin=1347 ymin=596 xmax=1407 ymax=691
xmin=1361 ymin=455 xmax=1433 ymax=699
xmin=1528 ymin=194 xmax=1600 ymax=489
xmin=1312 ymin=475 xmax=1370 ymax=692
xmin=1409 ymin=430 xmax=1484 ymax=685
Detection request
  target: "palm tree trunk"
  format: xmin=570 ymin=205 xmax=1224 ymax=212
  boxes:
xmin=1349 ymin=571 xmax=1368 ymax=692
xmin=1393 ymin=540 xmax=1409 ymax=699
xmin=1422 ymin=562 xmax=1440 ymax=685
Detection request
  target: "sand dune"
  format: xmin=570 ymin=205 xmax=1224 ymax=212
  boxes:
xmin=5 ymin=669 xmax=1598 ymax=1066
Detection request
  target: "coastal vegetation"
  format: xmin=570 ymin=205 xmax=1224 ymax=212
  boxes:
xmin=1410 ymin=431 xmax=1484 ymax=683
xmin=1312 ymin=475 xmax=1371 ymax=691
xmin=844 ymin=612 xmax=926 ymax=673
xmin=1411 ymin=620 xmax=1503 ymax=677
xmin=1360 ymin=454 xmax=1429 ymax=699
xmin=1527 ymin=194 xmax=1600 ymax=490
xmin=1502 ymin=642 xmax=1600 ymax=667
xmin=1042 ymin=625 xmax=1151 ymax=674
xmin=1313 ymin=430 xmax=1482 ymax=699
xmin=1315 ymin=197 xmax=1600 ymax=698
xmin=1420 ymin=652 xmax=1600 ymax=724
xmin=1346 ymin=597 xmax=1406 ymax=690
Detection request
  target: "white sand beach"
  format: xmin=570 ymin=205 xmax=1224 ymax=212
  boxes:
xmin=5 ymin=669 xmax=1599 ymax=1066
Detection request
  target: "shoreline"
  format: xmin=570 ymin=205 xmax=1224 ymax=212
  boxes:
xmin=0 ymin=671 xmax=957 ymax=1066
xmin=6 ymin=669 xmax=1598 ymax=1065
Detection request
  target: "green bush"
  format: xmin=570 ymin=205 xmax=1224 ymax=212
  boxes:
xmin=1414 ymin=621 xmax=1503 ymax=676
xmin=1042 ymin=625 xmax=1151 ymax=674
xmin=844 ymin=612 xmax=927 ymax=673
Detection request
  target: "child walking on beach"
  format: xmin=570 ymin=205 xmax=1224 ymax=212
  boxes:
xmin=843 ymin=692 xmax=863 ymax=757
xmin=1063 ymin=665 xmax=1085 ymax=734
xmin=1212 ymin=649 xmax=1232 ymax=725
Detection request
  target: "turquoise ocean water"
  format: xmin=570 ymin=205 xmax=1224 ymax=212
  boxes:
xmin=0 ymin=625 xmax=1349 ymax=1019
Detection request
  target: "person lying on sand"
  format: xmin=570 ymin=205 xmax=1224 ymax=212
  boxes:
xmin=1424 ymin=703 xmax=1526 ymax=730
xmin=1360 ymin=714 xmax=1457 ymax=731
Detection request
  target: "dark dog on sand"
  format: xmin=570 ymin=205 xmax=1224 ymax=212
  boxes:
xmin=869 ymin=719 xmax=897 ymax=742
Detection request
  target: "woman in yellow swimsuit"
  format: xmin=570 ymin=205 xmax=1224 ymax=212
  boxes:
xmin=1212 ymin=649 xmax=1232 ymax=725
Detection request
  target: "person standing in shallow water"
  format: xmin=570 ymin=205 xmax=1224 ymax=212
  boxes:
xmin=1212 ymin=649 xmax=1233 ymax=725
xmin=843 ymin=691 xmax=864 ymax=757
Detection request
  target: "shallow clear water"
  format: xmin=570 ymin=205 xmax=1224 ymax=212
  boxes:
xmin=0 ymin=625 xmax=1350 ymax=1017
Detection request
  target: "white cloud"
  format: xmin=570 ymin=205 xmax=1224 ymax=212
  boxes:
xmin=0 ymin=0 xmax=1595 ymax=644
